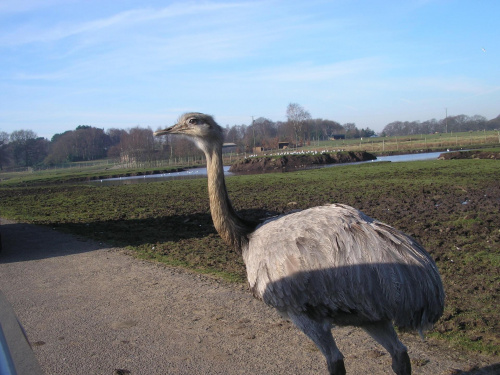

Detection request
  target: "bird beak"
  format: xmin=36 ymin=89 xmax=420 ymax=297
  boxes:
xmin=154 ymin=124 xmax=177 ymax=136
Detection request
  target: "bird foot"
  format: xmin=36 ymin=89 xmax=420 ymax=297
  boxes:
xmin=391 ymin=351 xmax=411 ymax=375
xmin=328 ymin=359 xmax=346 ymax=375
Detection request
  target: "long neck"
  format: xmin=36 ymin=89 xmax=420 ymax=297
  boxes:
xmin=204 ymin=145 xmax=255 ymax=253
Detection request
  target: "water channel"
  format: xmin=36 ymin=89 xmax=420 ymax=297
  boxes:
xmin=91 ymin=151 xmax=447 ymax=186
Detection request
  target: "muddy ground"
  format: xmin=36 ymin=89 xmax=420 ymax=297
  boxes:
xmin=229 ymin=151 xmax=376 ymax=173
xmin=1 ymin=220 xmax=499 ymax=375
xmin=438 ymin=151 xmax=500 ymax=160
xmin=342 ymin=184 xmax=499 ymax=356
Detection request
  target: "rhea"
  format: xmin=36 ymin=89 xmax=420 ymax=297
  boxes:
xmin=155 ymin=113 xmax=444 ymax=375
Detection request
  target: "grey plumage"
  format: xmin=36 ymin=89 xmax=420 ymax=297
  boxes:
xmin=249 ymin=205 xmax=443 ymax=330
xmin=155 ymin=113 xmax=445 ymax=375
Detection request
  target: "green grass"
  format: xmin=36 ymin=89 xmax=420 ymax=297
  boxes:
xmin=428 ymin=331 xmax=499 ymax=354
xmin=0 ymin=158 xmax=499 ymax=355
xmin=0 ymin=164 xmax=196 ymax=187
xmin=311 ymin=130 xmax=500 ymax=153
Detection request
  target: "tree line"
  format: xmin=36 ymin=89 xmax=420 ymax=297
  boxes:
xmin=1 ymin=103 xmax=498 ymax=169
xmin=381 ymin=114 xmax=499 ymax=137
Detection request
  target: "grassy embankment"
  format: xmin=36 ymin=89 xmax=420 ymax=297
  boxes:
xmin=298 ymin=129 xmax=500 ymax=154
xmin=1 ymin=150 xmax=499 ymax=356
xmin=0 ymin=164 xmax=196 ymax=187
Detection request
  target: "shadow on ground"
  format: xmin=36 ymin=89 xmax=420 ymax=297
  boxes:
xmin=452 ymin=363 xmax=500 ymax=374
xmin=0 ymin=208 xmax=274 ymax=264
xmin=0 ymin=221 xmax=108 ymax=263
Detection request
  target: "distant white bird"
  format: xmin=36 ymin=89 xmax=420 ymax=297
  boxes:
xmin=155 ymin=113 xmax=445 ymax=375
xmin=482 ymin=47 xmax=486 ymax=52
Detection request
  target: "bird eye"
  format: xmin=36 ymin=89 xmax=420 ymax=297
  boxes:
xmin=188 ymin=118 xmax=198 ymax=125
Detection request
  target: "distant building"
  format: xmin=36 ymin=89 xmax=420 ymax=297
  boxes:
xmin=222 ymin=143 xmax=237 ymax=153
xmin=120 ymin=149 xmax=149 ymax=164
xmin=329 ymin=134 xmax=346 ymax=140
xmin=278 ymin=142 xmax=290 ymax=149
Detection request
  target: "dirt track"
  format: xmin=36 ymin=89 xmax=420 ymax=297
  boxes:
xmin=0 ymin=219 xmax=498 ymax=375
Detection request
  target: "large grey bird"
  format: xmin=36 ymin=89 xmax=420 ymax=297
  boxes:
xmin=155 ymin=113 xmax=445 ymax=375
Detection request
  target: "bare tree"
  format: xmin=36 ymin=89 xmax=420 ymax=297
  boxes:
xmin=106 ymin=128 xmax=127 ymax=147
xmin=9 ymin=129 xmax=45 ymax=167
xmin=342 ymin=123 xmax=359 ymax=139
xmin=106 ymin=128 xmax=128 ymax=158
xmin=0 ymin=131 xmax=10 ymax=169
xmin=117 ymin=127 xmax=155 ymax=163
xmin=73 ymin=126 xmax=110 ymax=161
xmin=317 ymin=119 xmax=344 ymax=140
xmin=243 ymin=117 xmax=278 ymax=150
xmin=225 ymin=124 xmax=251 ymax=153
xmin=45 ymin=126 xmax=110 ymax=164
xmin=486 ymin=114 xmax=500 ymax=130
xmin=286 ymin=103 xmax=311 ymax=145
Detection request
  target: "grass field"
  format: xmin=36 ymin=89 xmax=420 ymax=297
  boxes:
xmin=0 ymin=152 xmax=499 ymax=356
xmin=302 ymin=130 xmax=500 ymax=154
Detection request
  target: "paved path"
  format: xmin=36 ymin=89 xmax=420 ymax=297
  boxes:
xmin=0 ymin=220 xmax=498 ymax=374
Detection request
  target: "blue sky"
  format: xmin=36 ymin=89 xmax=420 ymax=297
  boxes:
xmin=1 ymin=0 xmax=499 ymax=140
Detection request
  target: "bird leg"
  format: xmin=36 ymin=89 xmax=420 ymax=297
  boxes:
xmin=361 ymin=320 xmax=411 ymax=375
xmin=288 ymin=313 xmax=346 ymax=375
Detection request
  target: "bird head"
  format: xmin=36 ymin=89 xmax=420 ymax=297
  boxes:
xmin=154 ymin=112 xmax=224 ymax=151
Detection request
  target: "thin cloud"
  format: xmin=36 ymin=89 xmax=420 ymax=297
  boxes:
xmin=360 ymin=74 xmax=496 ymax=97
xmin=414 ymin=77 xmax=493 ymax=94
xmin=256 ymin=58 xmax=384 ymax=83
xmin=13 ymin=71 xmax=70 ymax=81
xmin=0 ymin=1 xmax=254 ymax=46
xmin=211 ymin=57 xmax=386 ymax=85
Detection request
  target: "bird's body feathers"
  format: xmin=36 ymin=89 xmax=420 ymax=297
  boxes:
xmin=245 ymin=204 xmax=444 ymax=330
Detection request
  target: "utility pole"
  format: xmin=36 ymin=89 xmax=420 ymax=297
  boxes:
xmin=445 ymin=108 xmax=448 ymax=133
xmin=252 ymin=116 xmax=255 ymax=152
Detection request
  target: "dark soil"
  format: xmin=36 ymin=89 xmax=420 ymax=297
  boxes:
xmin=353 ymin=181 xmax=500 ymax=354
xmin=229 ymin=151 xmax=376 ymax=172
xmin=438 ymin=151 xmax=500 ymax=160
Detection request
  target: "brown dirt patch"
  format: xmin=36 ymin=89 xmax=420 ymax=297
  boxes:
xmin=229 ymin=151 xmax=376 ymax=172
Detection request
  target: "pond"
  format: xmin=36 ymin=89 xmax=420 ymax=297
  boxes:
xmin=91 ymin=151 xmax=447 ymax=186
xmin=375 ymin=151 xmax=445 ymax=163
xmin=91 ymin=166 xmax=234 ymax=185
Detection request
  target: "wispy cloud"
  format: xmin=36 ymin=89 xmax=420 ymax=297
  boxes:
xmin=411 ymin=76 xmax=494 ymax=95
xmin=12 ymin=71 xmax=70 ymax=81
xmin=358 ymin=73 xmax=497 ymax=97
xmin=0 ymin=2 xmax=253 ymax=46
xmin=245 ymin=58 xmax=385 ymax=83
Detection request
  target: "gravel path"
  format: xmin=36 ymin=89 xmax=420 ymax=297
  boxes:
xmin=0 ymin=219 xmax=498 ymax=375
